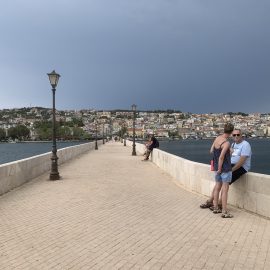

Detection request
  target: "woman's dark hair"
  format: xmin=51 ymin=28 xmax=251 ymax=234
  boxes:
xmin=224 ymin=122 xmax=234 ymax=134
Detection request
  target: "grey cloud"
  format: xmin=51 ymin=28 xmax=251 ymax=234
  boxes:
xmin=0 ymin=0 xmax=270 ymax=113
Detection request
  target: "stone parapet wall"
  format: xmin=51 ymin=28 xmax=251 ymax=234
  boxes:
xmin=127 ymin=140 xmax=270 ymax=219
xmin=0 ymin=141 xmax=102 ymax=196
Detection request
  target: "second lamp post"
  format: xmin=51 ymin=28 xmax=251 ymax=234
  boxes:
xmin=131 ymin=104 xmax=137 ymax=156
xmin=95 ymin=119 xmax=98 ymax=150
xmin=102 ymin=122 xmax=105 ymax=144
xmin=47 ymin=70 xmax=60 ymax=180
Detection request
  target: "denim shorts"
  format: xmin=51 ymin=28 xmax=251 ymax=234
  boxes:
xmin=215 ymin=171 xmax=232 ymax=183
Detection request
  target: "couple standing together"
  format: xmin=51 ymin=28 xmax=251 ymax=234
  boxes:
xmin=200 ymin=123 xmax=252 ymax=218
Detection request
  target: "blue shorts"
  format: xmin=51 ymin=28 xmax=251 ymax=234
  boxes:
xmin=215 ymin=171 xmax=232 ymax=183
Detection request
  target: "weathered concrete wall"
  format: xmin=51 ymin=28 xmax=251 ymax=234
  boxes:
xmin=126 ymin=140 xmax=270 ymax=219
xmin=0 ymin=141 xmax=102 ymax=196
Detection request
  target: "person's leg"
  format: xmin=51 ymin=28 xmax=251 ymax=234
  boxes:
xmin=200 ymin=187 xmax=214 ymax=208
xmin=221 ymin=172 xmax=233 ymax=218
xmin=213 ymin=182 xmax=222 ymax=210
xmin=209 ymin=188 xmax=214 ymax=203
xmin=221 ymin=183 xmax=229 ymax=212
xmin=219 ymin=188 xmax=223 ymax=207
xmin=143 ymin=146 xmax=147 ymax=156
xmin=230 ymin=167 xmax=247 ymax=185
xmin=209 ymin=187 xmax=223 ymax=211
xmin=211 ymin=172 xmax=223 ymax=213
xmin=143 ymin=149 xmax=151 ymax=160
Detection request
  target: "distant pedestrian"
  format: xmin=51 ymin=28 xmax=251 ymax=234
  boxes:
xmin=142 ymin=135 xmax=159 ymax=161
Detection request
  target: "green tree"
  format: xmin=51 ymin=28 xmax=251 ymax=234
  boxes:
xmin=8 ymin=125 xmax=30 ymax=140
xmin=17 ymin=125 xmax=30 ymax=139
xmin=70 ymin=118 xmax=84 ymax=127
xmin=7 ymin=127 xmax=16 ymax=139
xmin=34 ymin=120 xmax=52 ymax=129
xmin=82 ymin=133 xmax=92 ymax=140
xmin=37 ymin=128 xmax=52 ymax=140
xmin=118 ymin=126 xmax=127 ymax=137
xmin=72 ymin=127 xmax=85 ymax=139
xmin=34 ymin=120 xmax=64 ymax=140
xmin=33 ymin=121 xmax=52 ymax=140
xmin=0 ymin=128 xmax=6 ymax=140
xmin=58 ymin=126 xmax=71 ymax=140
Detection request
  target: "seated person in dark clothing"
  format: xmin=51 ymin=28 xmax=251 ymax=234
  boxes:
xmin=142 ymin=135 xmax=159 ymax=161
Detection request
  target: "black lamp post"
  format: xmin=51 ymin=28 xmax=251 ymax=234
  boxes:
xmin=123 ymin=121 xmax=127 ymax=146
xmin=131 ymin=104 xmax=137 ymax=156
xmin=47 ymin=70 xmax=60 ymax=180
xmin=95 ymin=119 xmax=98 ymax=150
xmin=120 ymin=125 xmax=123 ymax=143
xmin=102 ymin=122 xmax=105 ymax=144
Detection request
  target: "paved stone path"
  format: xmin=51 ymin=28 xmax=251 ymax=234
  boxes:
xmin=1 ymin=142 xmax=270 ymax=270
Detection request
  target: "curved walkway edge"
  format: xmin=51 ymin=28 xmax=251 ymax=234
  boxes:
xmin=0 ymin=142 xmax=270 ymax=269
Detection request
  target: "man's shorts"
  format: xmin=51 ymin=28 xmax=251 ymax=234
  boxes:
xmin=230 ymin=165 xmax=247 ymax=185
xmin=215 ymin=171 xmax=232 ymax=183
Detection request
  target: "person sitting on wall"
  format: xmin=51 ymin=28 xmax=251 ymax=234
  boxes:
xmin=142 ymin=135 xmax=159 ymax=161
xmin=200 ymin=129 xmax=252 ymax=215
xmin=143 ymin=136 xmax=152 ymax=156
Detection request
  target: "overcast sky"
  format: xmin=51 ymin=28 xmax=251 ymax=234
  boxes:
xmin=0 ymin=0 xmax=269 ymax=113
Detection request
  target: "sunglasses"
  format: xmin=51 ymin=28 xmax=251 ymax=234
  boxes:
xmin=232 ymin=134 xmax=241 ymax=137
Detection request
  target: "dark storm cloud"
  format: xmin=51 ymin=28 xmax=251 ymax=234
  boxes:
xmin=0 ymin=0 xmax=269 ymax=113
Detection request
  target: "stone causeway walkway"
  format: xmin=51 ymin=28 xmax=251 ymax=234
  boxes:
xmin=1 ymin=142 xmax=270 ymax=269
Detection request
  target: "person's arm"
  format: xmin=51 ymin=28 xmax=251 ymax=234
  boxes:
xmin=232 ymin=156 xmax=248 ymax=172
xmin=210 ymin=142 xmax=215 ymax=154
xmin=217 ymin=141 xmax=230 ymax=173
xmin=147 ymin=139 xmax=154 ymax=150
xmin=232 ymin=142 xmax=251 ymax=171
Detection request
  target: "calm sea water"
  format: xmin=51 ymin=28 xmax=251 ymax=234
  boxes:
xmin=0 ymin=141 xmax=87 ymax=165
xmin=0 ymin=139 xmax=269 ymax=175
xmin=159 ymin=138 xmax=270 ymax=175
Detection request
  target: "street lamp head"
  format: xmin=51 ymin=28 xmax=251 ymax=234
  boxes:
xmin=131 ymin=104 xmax=137 ymax=111
xmin=47 ymin=70 xmax=61 ymax=89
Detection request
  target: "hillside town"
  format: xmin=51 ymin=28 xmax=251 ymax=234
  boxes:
xmin=0 ymin=107 xmax=270 ymax=141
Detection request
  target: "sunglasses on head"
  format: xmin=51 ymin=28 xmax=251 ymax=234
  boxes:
xmin=232 ymin=134 xmax=241 ymax=137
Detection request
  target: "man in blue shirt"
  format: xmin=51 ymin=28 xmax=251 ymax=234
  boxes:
xmin=230 ymin=129 xmax=252 ymax=184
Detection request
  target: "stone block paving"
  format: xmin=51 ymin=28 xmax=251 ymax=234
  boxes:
xmin=0 ymin=142 xmax=270 ymax=269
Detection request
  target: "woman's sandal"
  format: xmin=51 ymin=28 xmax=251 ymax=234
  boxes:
xmin=221 ymin=212 xmax=233 ymax=218
xmin=209 ymin=204 xmax=222 ymax=211
xmin=213 ymin=208 xmax=222 ymax=214
xmin=200 ymin=201 xmax=213 ymax=209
